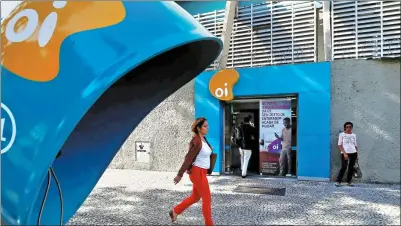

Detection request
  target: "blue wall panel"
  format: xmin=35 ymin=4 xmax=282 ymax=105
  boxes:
xmin=177 ymin=1 xmax=226 ymax=15
xmin=194 ymin=98 xmax=222 ymax=138
xmin=297 ymin=92 xmax=331 ymax=179
xmin=194 ymin=72 xmax=223 ymax=174
xmin=194 ymin=71 xmax=216 ymax=98
xmin=195 ymin=62 xmax=331 ymax=179
xmin=178 ymin=1 xmax=268 ymax=15
xmin=194 ymin=72 xmax=225 ymax=173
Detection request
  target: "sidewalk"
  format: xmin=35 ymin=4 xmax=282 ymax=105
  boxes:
xmin=68 ymin=169 xmax=400 ymax=225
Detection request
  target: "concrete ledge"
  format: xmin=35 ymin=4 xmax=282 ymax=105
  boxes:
xmin=298 ymin=176 xmax=330 ymax=182
xmin=210 ymin=172 xmax=221 ymax=176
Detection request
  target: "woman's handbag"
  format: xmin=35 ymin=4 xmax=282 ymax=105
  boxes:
xmin=207 ymin=153 xmax=217 ymax=175
xmin=353 ymin=159 xmax=363 ymax=179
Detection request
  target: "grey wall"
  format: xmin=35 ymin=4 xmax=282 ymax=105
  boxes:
xmin=331 ymin=59 xmax=400 ymax=183
xmin=109 ymin=80 xmax=195 ymax=172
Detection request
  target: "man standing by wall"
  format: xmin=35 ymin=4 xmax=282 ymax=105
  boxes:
xmin=335 ymin=122 xmax=358 ymax=187
xmin=275 ymin=117 xmax=292 ymax=177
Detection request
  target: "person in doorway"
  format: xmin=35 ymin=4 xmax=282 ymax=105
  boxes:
xmin=274 ymin=117 xmax=292 ymax=177
xmin=335 ymin=122 xmax=358 ymax=187
xmin=170 ymin=117 xmax=214 ymax=226
xmin=239 ymin=116 xmax=257 ymax=178
xmin=246 ymin=114 xmax=259 ymax=172
xmin=248 ymin=114 xmax=255 ymax=127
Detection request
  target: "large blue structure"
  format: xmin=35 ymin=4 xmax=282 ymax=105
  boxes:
xmin=195 ymin=62 xmax=331 ymax=180
xmin=1 ymin=1 xmax=221 ymax=225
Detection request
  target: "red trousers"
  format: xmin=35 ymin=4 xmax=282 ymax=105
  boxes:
xmin=174 ymin=166 xmax=213 ymax=226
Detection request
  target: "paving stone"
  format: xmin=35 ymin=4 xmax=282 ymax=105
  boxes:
xmin=68 ymin=169 xmax=401 ymax=225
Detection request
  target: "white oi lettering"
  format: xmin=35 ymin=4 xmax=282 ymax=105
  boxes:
xmin=1 ymin=118 xmax=5 ymax=142
xmin=1 ymin=103 xmax=17 ymax=155
xmin=214 ymin=83 xmax=229 ymax=98
xmin=272 ymin=144 xmax=279 ymax=150
xmin=5 ymin=1 xmax=67 ymax=47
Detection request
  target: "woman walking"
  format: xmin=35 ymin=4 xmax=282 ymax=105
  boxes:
xmin=335 ymin=122 xmax=358 ymax=187
xmin=169 ymin=117 xmax=214 ymax=226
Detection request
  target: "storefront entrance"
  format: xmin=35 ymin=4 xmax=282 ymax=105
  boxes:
xmin=223 ymin=99 xmax=260 ymax=176
xmin=223 ymin=96 xmax=298 ymax=178
xmin=194 ymin=62 xmax=331 ymax=181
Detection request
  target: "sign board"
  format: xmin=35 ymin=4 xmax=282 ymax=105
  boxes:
xmin=259 ymin=99 xmax=292 ymax=175
xmin=135 ymin=141 xmax=151 ymax=163
xmin=209 ymin=69 xmax=239 ymax=101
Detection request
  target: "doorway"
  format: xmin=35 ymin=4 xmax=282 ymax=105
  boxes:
xmin=224 ymin=99 xmax=260 ymax=176
xmin=223 ymin=96 xmax=298 ymax=178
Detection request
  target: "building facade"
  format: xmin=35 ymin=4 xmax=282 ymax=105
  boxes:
xmin=109 ymin=1 xmax=400 ymax=183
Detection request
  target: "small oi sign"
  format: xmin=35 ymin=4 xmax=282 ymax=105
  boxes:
xmin=208 ymin=69 xmax=239 ymax=101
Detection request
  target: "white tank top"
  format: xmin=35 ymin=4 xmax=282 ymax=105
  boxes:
xmin=193 ymin=141 xmax=212 ymax=169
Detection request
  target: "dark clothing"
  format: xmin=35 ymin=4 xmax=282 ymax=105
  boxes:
xmin=336 ymin=153 xmax=358 ymax=183
xmin=240 ymin=123 xmax=257 ymax=150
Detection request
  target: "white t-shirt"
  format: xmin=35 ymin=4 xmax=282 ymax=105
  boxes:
xmin=193 ymin=141 xmax=212 ymax=169
xmin=338 ymin=132 xmax=358 ymax=154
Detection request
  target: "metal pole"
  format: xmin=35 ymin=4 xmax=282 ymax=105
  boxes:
xmin=322 ymin=1 xmax=332 ymax=61
xmin=216 ymin=1 xmax=238 ymax=69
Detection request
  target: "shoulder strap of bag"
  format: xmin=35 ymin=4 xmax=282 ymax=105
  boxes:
xmin=204 ymin=136 xmax=213 ymax=151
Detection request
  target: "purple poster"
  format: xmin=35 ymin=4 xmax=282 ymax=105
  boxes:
xmin=259 ymin=99 xmax=291 ymax=175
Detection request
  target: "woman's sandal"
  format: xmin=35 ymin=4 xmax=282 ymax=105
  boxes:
xmin=169 ymin=210 xmax=177 ymax=224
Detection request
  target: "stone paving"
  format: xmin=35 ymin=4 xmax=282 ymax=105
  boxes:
xmin=68 ymin=169 xmax=400 ymax=225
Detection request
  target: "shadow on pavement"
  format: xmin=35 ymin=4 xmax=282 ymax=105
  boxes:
xmin=68 ymin=180 xmax=400 ymax=225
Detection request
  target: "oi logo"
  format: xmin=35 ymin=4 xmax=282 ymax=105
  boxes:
xmin=1 ymin=103 xmax=17 ymax=155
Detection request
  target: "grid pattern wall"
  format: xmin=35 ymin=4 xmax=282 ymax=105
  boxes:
xmin=194 ymin=10 xmax=226 ymax=69
xmin=332 ymin=1 xmax=401 ymax=59
xmin=228 ymin=1 xmax=317 ymax=68
xmin=194 ymin=1 xmax=317 ymax=70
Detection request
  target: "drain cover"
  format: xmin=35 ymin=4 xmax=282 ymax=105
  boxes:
xmin=233 ymin=186 xmax=286 ymax=196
